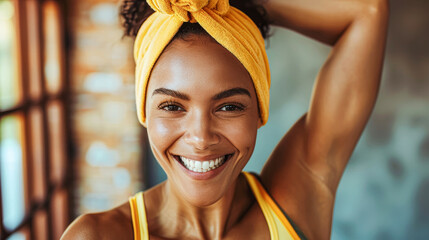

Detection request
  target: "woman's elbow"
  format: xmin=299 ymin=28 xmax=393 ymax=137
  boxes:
xmin=365 ymin=0 xmax=389 ymax=19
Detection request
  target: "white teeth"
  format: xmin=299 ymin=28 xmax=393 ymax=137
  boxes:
xmin=180 ymin=155 xmax=227 ymax=173
xmin=202 ymin=161 xmax=209 ymax=170
xmin=194 ymin=161 xmax=201 ymax=169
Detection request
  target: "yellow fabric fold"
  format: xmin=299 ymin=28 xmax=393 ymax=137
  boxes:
xmin=134 ymin=0 xmax=271 ymax=126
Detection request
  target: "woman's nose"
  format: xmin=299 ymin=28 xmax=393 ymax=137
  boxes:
xmin=183 ymin=111 xmax=220 ymax=150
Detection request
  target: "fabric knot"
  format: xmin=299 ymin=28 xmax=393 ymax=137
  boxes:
xmin=147 ymin=0 xmax=230 ymax=22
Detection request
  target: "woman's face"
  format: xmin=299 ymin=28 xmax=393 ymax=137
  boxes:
xmin=145 ymin=35 xmax=261 ymax=206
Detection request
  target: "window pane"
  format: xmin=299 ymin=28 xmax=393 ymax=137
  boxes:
xmin=6 ymin=226 xmax=29 ymax=240
xmin=26 ymin=0 xmax=42 ymax=100
xmin=33 ymin=210 xmax=48 ymax=240
xmin=6 ymin=232 xmax=25 ymax=240
xmin=43 ymin=1 xmax=63 ymax=94
xmin=30 ymin=107 xmax=47 ymax=201
xmin=48 ymin=101 xmax=66 ymax=183
xmin=0 ymin=0 xmax=22 ymax=109
xmin=50 ymin=189 xmax=68 ymax=240
xmin=0 ymin=114 xmax=25 ymax=231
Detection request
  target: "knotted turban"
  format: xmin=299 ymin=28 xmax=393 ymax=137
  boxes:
xmin=134 ymin=0 xmax=271 ymax=126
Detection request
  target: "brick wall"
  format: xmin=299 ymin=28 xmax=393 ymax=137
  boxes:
xmin=68 ymin=0 xmax=144 ymax=215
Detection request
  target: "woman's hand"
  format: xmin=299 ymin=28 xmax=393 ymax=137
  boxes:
xmin=259 ymin=0 xmax=389 ymax=238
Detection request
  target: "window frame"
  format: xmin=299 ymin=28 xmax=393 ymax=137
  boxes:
xmin=0 ymin=0 xmax=72 ymax=239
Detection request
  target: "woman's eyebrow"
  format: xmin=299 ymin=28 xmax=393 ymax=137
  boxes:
xmin=152 ymin=88 xmax=190 ymax=100
xmin=213 ymin=88 xmax=251 ymax=100
xmin=151 ymin=87 xmax=250 ymax=100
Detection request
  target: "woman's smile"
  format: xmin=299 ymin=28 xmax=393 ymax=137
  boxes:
xmin=172 ymin=153 xmax=234 ymax=180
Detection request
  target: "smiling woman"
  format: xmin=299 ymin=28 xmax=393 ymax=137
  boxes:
xmin=145 ymin=38 xmax=260 ymax=206
xmin=61 ymin=0 xmax=389 ymax=239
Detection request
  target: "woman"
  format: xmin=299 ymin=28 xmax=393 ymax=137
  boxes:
xmin=61 ymin=0 xmax=389 ymax=239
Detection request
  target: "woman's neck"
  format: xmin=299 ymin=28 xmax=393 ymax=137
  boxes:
xmin=144 ymin=173 xmax=254 ymax=239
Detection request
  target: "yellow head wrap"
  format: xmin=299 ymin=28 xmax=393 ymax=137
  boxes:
xmin=134 ymin=0 xmax=271 ymax=126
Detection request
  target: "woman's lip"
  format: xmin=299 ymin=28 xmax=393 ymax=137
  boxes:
xmin=172 ymin=153 xmax=233 ymax=161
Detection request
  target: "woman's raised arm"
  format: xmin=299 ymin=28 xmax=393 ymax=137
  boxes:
xmin=259 ymin=0 xmax=389 ymax=238
xmin=264 ymin=0 xmax=388 ymax=45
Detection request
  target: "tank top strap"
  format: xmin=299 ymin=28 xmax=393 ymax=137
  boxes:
xmin=129 ymin=192 xmax=149 ymax=240
xmin=243 ymin=171 xmax=302 ymax=240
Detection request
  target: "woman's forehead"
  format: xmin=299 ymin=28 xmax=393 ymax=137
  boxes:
xmin=148 ymin=37 xmax=255 ymax=94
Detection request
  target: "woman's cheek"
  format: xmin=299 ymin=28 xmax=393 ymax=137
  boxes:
xmin=148 ymin=117 xmax=183 ymax=152
xmin=219 ymin=116 xmax=258 ymax=149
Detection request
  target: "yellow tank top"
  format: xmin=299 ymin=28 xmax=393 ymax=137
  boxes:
xmin=129 ymin=172 xmax=303 ymax=240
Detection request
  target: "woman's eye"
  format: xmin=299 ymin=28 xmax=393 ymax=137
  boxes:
xmin=163 ymin=105 xmax=182 ymax=111
xmin=158 ymin=102 xmax=184 ymax=112
xmin=218 ymin=104 xmax=245 ymax=112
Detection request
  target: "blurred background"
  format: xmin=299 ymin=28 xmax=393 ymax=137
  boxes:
xmin=0 ymin=0 xmax=427 ymax=239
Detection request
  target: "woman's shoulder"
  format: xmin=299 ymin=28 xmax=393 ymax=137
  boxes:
xmin=60 ymin=202 xmax=134 ymax=240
